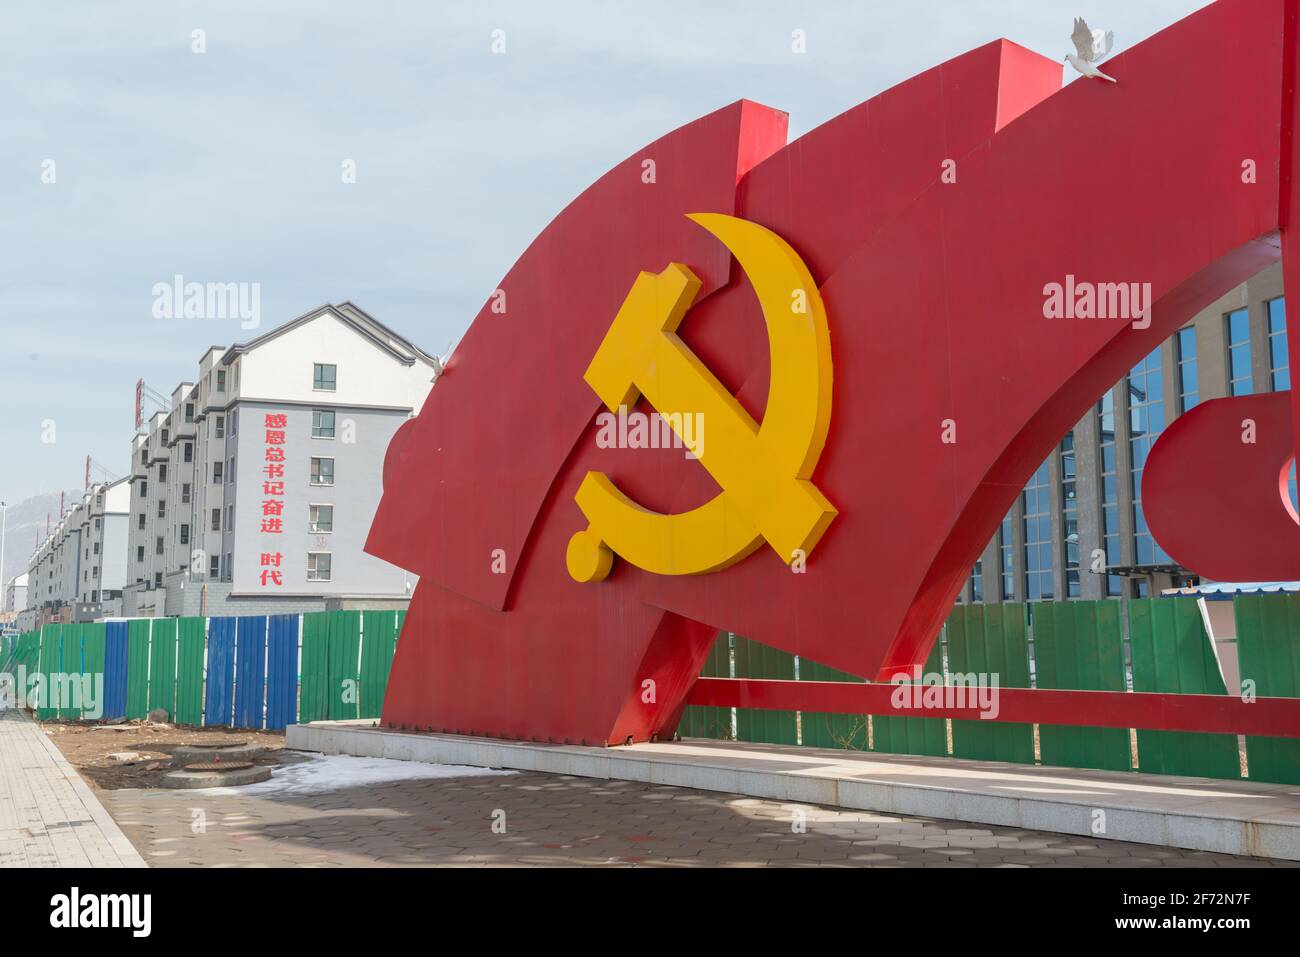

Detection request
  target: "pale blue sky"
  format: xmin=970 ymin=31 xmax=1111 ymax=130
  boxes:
xmin=0 ymin=0 xmax=1210 ymax=503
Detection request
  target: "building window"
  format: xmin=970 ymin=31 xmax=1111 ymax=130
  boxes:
xmin=1268 ymin=298 xmax=1289 ymax=391
xmin=215 ymin=415 xmax=225 ymax=439
xmin=1128 ymin=347 xmax=1168 ymax=567
xmin=211 ymin=508 xmax=221 ymax=532
xmin=157 ymin=499 xmax=166 ymax=518
xmin=185 ymin=403 xmax=195 ymax=423
xmin=140 ymin=448 xmax=148 ymax=465
xmin=94 ymin=517 xmax=101 ymax=530
xmin=1060 ymin=432 xmax=1080 ymax=598
xmin=313 ymin=363 xmax=337 ymax=392
xmin=179 ymin=524 xmax=190 ymax=546
xmin=181 ymin=483 xmax=191 ymax=505
xmin=161 ymin=428 xmax=169 ymax=444
xmin=140 ymin=480 xmax=148 ymax=497
xmin=209 ymin=554 xmax=220 ymax=578
xmin=1098 ymin=393 xmax=1121 ymax=596
xmin=154 ymin=572 xmax=163 ymax=588
xmin=312 ymin=409 xmax=336 ymax=438
xmin=307 ymin=552 xmax=332 ymax=581
xmin=999 ymin=512 xmax=1014 ymax=600
xmin=1023 ymin=457 xmax=1053 ymax=601
xmin=138 ymin=513 xmax=146 ymax=530
xmin=1176 ymin=327 xmax=1198 ymax=412
xmin=1226 ymin=308 xmax=1253 ymax=396
xmin=223 ymin=552 xmax=232 ymax=581
xmin=216 ymin=369 xmax=227 ymax=392
xmin=213 ymin=461 xmax=223 ymax=483
xmin=136 ymin=546 xmax=144 ymax=563
xmin=968 ymin=560 xmax=983 ymax=603
xmin=230 ymin=410 xmax=238 ymax=436
xmin=93 ymin=542 xmax=100 ymax=556
xmin=228 ymin=457 xmax=235 ymax=483
xmin=159 ymin=463 xmax=168 ymax=482
xmin=309 ymin=504 xmax=334 ymax=533
xmin=155 ymin=537 xmax=164 ymax=556
xmin=225 ymin=504 xmax=233 ymax=530
xmin=183 ymin=442 xmax=193 ymax=463
xmin=310 ymin=457 xmax=335 ymax=486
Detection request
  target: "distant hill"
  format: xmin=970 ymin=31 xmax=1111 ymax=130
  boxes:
xmin=2 ymin=489 xmax=83 ymax=588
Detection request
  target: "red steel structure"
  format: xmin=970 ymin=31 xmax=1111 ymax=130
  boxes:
xmin=368 ymin=0 xmax=1300 ymax=744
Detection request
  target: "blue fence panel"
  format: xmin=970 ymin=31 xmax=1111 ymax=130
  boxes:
xmin=204 ymin=617 xmax=237 ymax=727
xmin=234 ymin=616 xmax=268 ymax=729
xmin=265 ymin=615 xmax=299 ymax=731
xmin=102 ymin=622 xmax=128 ymax=720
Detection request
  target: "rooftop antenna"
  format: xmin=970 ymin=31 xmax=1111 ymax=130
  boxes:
xmin=135 ymin=379 xmax=170 ymax=432
xmin=85 ymin=456 xmax=119 ymax=490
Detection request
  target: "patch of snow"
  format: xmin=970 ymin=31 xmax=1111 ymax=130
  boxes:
xmin=210 ymin=753 xmax=514 ymax=795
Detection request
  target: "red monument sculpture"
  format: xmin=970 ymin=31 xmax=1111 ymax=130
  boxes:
xmin=367 ymin=0 xmax=1300 ymax=745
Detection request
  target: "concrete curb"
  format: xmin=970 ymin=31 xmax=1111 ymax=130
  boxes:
xmin=172 ymin=744 xmax=266 ymax=763
xmin=19 ymin=711 xmax=148 ymax=867
xmin=162 ymin=765 xmax=272 ymax=789
xmin=287 ymin=721 xmax=1300 ymax=861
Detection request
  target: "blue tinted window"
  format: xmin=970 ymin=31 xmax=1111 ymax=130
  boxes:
xmin=1098 ymin=394 xmax=1121 ymax=596
xmin=1023 ymin=457 xmax=1053 ymax=600
xmin=1000 ymin=513 xmax=1015 ymax=600
xmin=1060 ymin=433 xmax=1079 ymax=597
xmin=1176 ymin=327 xmax=1198 ymax=411
xmin=1128 ymin=347 xmax=1169 ymax=567
xmin=1227 ymin=308 xmax=1253 ymax=396
xmin=1268 ymin=298 xmax=1288 ymax=391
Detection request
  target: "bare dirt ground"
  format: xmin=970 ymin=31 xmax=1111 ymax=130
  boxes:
xmin=40 ymin=720 xmax=287 ymax=790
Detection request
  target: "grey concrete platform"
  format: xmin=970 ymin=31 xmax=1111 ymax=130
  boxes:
xmin=0 ymin=708 xmax=146 ymax=867
xmin=289 ymin=720 xmax=1300 ymax=861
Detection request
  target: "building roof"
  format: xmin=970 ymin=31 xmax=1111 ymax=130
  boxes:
xmin=219 ymin=302 xmax=435 ymax=367
xmin=1161 ymin=581 xmax=1300 ymax=599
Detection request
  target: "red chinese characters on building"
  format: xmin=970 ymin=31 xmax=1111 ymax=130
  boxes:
xmin=259 ymin=412 xmax=288 ymax=586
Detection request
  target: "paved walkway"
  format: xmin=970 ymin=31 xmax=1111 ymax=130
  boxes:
xmin=291 ymin=723 xmax=1300 ymax=860
xmin=101 ymin=765 xmax=1295 ymax=867
xmin=0 ymin=709 xmax=145 ymax=867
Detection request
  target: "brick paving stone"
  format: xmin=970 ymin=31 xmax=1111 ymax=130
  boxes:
xmin=0 ymin=709 xmax=145 ymax=868
xmin=84 ymin=765 xmax=1300 ymax=868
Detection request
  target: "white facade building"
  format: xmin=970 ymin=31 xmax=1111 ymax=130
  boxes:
xmin=3 ymin=573 xmax=28 ymax=614
xmin=24 ymin=480 xmax=130 ymax=623
xmin=122 ymin=302 xmax=436 ymax=618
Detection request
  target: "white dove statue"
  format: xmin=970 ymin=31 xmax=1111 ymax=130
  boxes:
xmin=1066 ymin=17 xmax=1116 ymax=82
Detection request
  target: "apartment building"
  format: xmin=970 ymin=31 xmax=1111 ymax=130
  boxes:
xmin=3 ymin=574 xmax=28 ymax=614
xmin=960 ymin=262 xmax=1291 ymax=606
xmin=122 ymin=302 xmax=437 ymax=618
xmin=24 ymin=480 xmax=130 ymax=624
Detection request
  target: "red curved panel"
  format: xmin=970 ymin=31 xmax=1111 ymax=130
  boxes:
xmin=1145 ymin=394 xmax=1300 ymax=580
xmin=372 ymin=0 xmax=1299 ymax=744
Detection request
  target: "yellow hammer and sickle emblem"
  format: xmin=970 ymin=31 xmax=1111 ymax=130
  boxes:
xmin=566 ymin=213 xmax=836 ymax=583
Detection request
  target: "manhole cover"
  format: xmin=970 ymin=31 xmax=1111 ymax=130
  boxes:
xmin=187 ymin=741 xmax=245 ymax=749
xmin=184 ymin=761 xmax=254 ymax=772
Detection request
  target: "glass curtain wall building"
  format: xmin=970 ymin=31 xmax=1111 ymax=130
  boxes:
xmin=959 ymin=263 xmax=1290 ymax=605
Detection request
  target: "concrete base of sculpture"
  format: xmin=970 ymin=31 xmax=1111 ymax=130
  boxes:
xmin=288 ymin=720 xmax=1300 ymax=861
